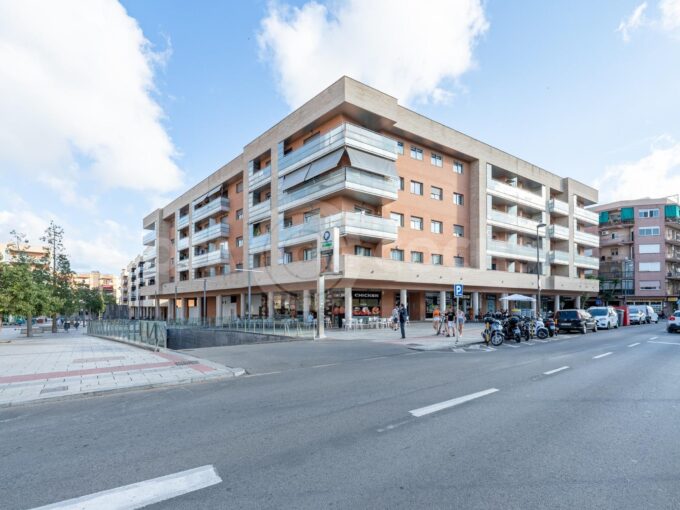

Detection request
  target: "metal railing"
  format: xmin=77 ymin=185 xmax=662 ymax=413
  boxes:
xmin=88 ymin=320 xmax=167 ymax=350
xmin=167 ymin=318 xmax=316 ymax=338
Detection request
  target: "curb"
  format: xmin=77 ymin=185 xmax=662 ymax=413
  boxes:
xmin=406 ymin=339 xmax=485 ymax=351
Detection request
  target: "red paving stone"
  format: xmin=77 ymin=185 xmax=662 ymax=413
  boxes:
xmin=0 ymin=361 xmax=176 ymax=384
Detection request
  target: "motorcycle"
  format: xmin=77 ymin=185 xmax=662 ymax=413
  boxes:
xmin=504 ymin=316 xmax=523 ymax=343
xmin=534 ymin=316 xmax=549 ymax=339
xmin=481 ymin=317 xmax=504 ymax=346
xmin=544 ymin=317 xmax=556 ymax=337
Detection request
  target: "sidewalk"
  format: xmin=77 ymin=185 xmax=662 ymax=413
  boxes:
xmin=324 ymin=321 xmax=485 ymax=350
xmin=0 ymin=329 xmax=244 ymax=408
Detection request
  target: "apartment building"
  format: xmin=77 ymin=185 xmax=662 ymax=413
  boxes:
xmin=120 ymin=255 xmax=158 ymax=319
xmin=592 ymin=197 xmax=680 ymax=313
xmin=0 ymin=243 xmax=49 ymax=263
xmin=73 ymin=271 xmax=120 ymax=301
xmin=139 ymin=77 xmax=598 ymax=322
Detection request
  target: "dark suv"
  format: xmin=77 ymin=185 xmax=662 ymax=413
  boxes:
xmin=556 ymin=309 xmax=597 ymax=334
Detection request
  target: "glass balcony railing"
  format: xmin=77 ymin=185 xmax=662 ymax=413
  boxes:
xmin=193 ymin=197 xmax=230 ymax=223
xmin=176 ymin=259 xmax=189 ymax=271
xmin=144 ymin=266 xmax=157 ymax=279
xmin=192 ymin=223 xmax=230 ymax=246
xmin=548 ymin=198 xmax=569 ymax=215
xmin=574 ymin=254 xmax=599 ymax=268
xmin=488 ymin=210 xmax=541 ymax=232
xmin=192 ymin=248 xmax=229 ymax=268
xmin=574 ymin=230 xmax=599 ymax=247
xmin=574 ymin=206 xmax=598 ymax=225
xmin=279 ymin=212 xmax=398 ymax=246
xmin=176 ymin=236 xmax=189 ymax=250
xmin=142 ymin=230 xmax=156 ymax=245
xmin=177 ymin=214 xmax=190 ymax=230
xmin=249 ymin=232 xmax=271 ymax=252
xmin=549 ymin=224 xmax=570 ymax=239
xmin=548 ymin=250 xmax=570 ymax=265
xmin=487 ymin=239 xmax=545 ymax=261
xmin=142 ymin=247 xmax=156 ymax=261
xmin=249 ymin=199 xmax=271 ymax=222
xmin=486 ymin=179 xmax=545 ymax=209
xmin=249 ymin=165 xmax=272 ymax=189
xmin=279 ymin=123 xmax=398 ymax=173
xmin=278 ymin=167 xmax=398 ymax=209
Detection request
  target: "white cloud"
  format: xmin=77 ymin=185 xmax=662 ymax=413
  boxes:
xmin=257 ymin=0 xmax=488 ymax=108
xmin=617 ymin=2 xmax=648 ymax=41
xmin=594 ymin=135 xmax=680 ymax=204
xmin=660 ymin=0 xmax=680 ymax=32
xmin=0 ymin=0 xmax=183 ymax=193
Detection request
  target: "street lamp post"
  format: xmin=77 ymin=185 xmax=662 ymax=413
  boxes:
xmin=536 ymin=222 xmax=547 ymax=316
xmin=174 ymin=284 xmax=177 ymax=323
xmin=236 ymin=268 xmax=264 ymax=321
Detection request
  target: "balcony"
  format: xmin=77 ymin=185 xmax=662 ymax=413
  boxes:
xmin=487 ymin=239 xmax=545 ymax=262
xmin=486 ymin=179 xmax=545 ymax=210
xmin=142 ymin=230 xmax=156 ymax=246
xmin=279 ymin=123 xmax=398 ymax=174
xmin=248 ymin=199 xmax=271 ymax=224
xmin=192 ymin=223 xmax=230 ymax=246
xmin=142 ymin=246 xmax=156 ymax=261
xmin=574 ymin=206 xmax=598 ymax=225
xmin=487 ymin=209 xmax=541 ymax=234
xmin=668 ymin=270 xmax=680 ymax=280
xmin=548 ymin=250 xmax=570 ymax=265
xmin=176 ymin=259 xmax=189 ymax=271
xmin=600 ymin=235 xmax=632 ymax=246
xmin=249 ymin=165 xmax=272 ymax=190
xmin=176 ymin=236 xmax=189 ymax=250
xmin=549 ymin=224 xmax=570 ymax=240
xmin=193 ymin=197 xmax=230 ymax=224
xmin=574 ymin=254 xmax=599 ymax=269
xmin=549 ymin=198 xmax=569 ymax=216
xmin=249 ymin=232 xmax=271 ymax=254
xmin=574 ymin=230 xmax=599 ymax=247
xmin=177 ymin=214 xmax=190 ymax=230
xmin=192 ymin=248 xmax=230 ymax=269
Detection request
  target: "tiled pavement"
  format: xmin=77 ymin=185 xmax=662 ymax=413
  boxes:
xmin=0 ymin=328 xmax=244 ymax=407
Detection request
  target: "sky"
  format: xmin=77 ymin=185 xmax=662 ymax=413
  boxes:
xmin=0 ymin=0 xmax=679 ymax=274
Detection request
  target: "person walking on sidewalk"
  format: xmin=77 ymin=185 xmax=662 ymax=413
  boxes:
xmin=432 ymin=307 xmax=441 ymax=334
xmin=398 ymin=304 xmax=407 ymax=339
xmin=445 ymin=307 xmax=455 ymax=337
xmin=456 ymin=308 xmax=466 ymax=336
xmin=391 ymin=306 xmax=399 ymax=331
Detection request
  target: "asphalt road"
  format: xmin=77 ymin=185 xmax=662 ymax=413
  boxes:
xmin=2 ymin=323 xmax=680 ymax=509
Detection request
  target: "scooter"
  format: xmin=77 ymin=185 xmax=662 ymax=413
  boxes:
xmin=481 ymin=317 xmax=504 ymax=346
xmin=534 ymin=316 xmax=549 ymax=339
xmin=544 ymin=317 xmax=556 ymax=337
xmin=504 ymin=316 xmax=523 ymax=343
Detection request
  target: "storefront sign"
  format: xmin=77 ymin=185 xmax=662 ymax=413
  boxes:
xmin=352 ymin=291 xmax=381 ymax=299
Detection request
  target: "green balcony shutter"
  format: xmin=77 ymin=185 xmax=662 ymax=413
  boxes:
xmin=620 ymin=207 xmax=634 ymax=221
xmin=599 ymin=211 xmax=609 ymax=224
xmin=665 ymin=204 xmax=680 ymax=219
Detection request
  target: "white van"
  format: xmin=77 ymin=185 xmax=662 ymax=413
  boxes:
xmin=643 ymin=305 xmax=659 ymax=324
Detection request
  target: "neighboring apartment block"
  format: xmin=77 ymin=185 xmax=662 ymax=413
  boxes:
xmin=592 ymin=197 xmax=680 ymax=313
xmin=139 ymin=77 xmax=598 ymax=322
xmin=0 ymin=243 xmax=49 ymax=263
xmin=74 ymin=271 xmax=119 ymax=301
xmin=119 ymin=255 xmax=157 ymax=319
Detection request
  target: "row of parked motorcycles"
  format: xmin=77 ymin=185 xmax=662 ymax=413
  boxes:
xmin=481 ymin=313 xmax=557 ymax=346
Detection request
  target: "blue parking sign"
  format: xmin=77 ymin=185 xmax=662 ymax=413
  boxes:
xmin=454 ymin=284 xmax=464 ymax=297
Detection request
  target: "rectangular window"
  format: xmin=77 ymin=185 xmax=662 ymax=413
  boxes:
xmin=236 ymin=182 xmax=243 ymax=193
xmin=640 ymin=280 xmax=661 ymax=290
xmin=411 ymin=251 xmax=423 ymax=263
xmin=432 ymin=254 xmax=443 ymax=265
xmin=283 ymin=217 xmax=293 ymax=228
xmin=453 ymin=193 xmax=464 ymax=205
xmin=639 ymin=244 xmax=660 ymax=254
xmin=303 ymin=248 xmax=317 ymax=261
xmin=390 ymin=212 xmax=404 ymax=227
xmin=453 ymin=224 xmax=464 ymax=237
xmin=410 ymin=216 xmax=423 ymax=230
xmin=236 ymin=237 xmax=243 ymax=247
xmin=399 ymin=177 xmax=404 ymax=191
xmin=639 ymin=227 xmax=660 ymax=236
xmin=304 ymin=209 xmax=320 ymax=223
xmin=410 ymin=181 xmax=423 ymax=195
xmin=355 ymin=246 xmax=372 ymax=257
xmin=430 ymin=186 xmax=443 ymax=200
xmin=236 ymin=209 xmax=243 ymax=220
xmin=410 ymin=146 xmax=423 ymax=160
xmin=431 ymin=220 xmax=443 ymax=234
xmin=454 ymin=256 xmax=465 ymax=268
xmin=638 ymin=208 xmax=660 ymax=218
xmin=391 ymin=249 xmax=404 ymax=261
xmin=431 ymin=153 xmax=443 ymax=167
xmin=639 ymin=262 xmax=661 ymax=271
xmin=397 ymin=141 xmax=404 ymax=155
xmin=453 ymin=161 xmax=464 ymax=174
xmin=283 ymin=251 xmax=293 ymax=264
xmin=236 ymin=263 xmax=243 ymax=270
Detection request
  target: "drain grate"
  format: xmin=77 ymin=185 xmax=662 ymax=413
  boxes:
xmin=174 ymin=360 xmax=199 ymax=366
xmin=41 ymin=385 xmax=68 ymax=394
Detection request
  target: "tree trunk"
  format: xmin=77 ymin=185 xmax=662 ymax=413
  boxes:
xmin=51 ymin=312 xmax=57 ymax=333
xmin=26 ymin=313 xmax=33 ymax=337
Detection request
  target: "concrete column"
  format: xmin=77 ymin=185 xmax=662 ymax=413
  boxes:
xmin=168 ymin=299 xmax=175 ymax=320
xmin=554 ymin=295 xmax=561 ymax=312
xmin=575 ymin=295 xmax=581 ymax=309
xmin=303 ymin=289 xmax=311 ymax=319
xmin=400 ymin=289 xmax=408 ymax=309
xmin=472 ymin=292 xmax=480 ymax=318
xmin=240 ymin=292 xmax=246 ymax=318
xmin=344 ymin=287 xmax=352 ymax=321
xmin=216 ymin=294 xmax=223 ymax=320
xmin=267 ymin=291 xmax=274 ymax=319
xmin=439 ymin=290 xmax=447 ymax=312
xmin=196 ymin=296 xmax=202 ymax=320
xmin=154 ymin=300 xmax=160 ymax=320
xmin=181 ymin=298 xmax=187 ymax=320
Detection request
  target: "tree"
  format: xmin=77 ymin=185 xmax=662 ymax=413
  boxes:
xmin=75 ymin=285 xmax=104 ymax=319
xmin=41 ymin=221 xmax=74 ymax=332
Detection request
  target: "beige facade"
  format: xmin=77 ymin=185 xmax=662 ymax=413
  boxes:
xmin=74 ymin=271 xmax=119 ymax=301
xmin=140 ymin=77 xmax=599 ymax=321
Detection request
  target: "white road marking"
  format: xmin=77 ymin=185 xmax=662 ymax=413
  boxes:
xmin=593 ymin=352 xmax=613 ymax=359
xmin=534 ymin=339 xmax=548 ymax=343
xmin=649 ymin=336 xmax=658 ymax=340
xmin=543 ymin=366 xmax=570 ymax=375
xmin=503 ymin=343 xmax=519 ymax=348
xmin=648 ymin=341 xmax=680 ymax=346
xmin=32 ymin=465 xmax=221 ymax=510
xmin=409 ymin=388 xmax=499 ymax=417
xmin=311 ymin=363 xmax=340 ymax=368
xmin=628 ymin=342 xmax=640 ymax=347
xmin=246 ymin=371 xmax=282 ymax=377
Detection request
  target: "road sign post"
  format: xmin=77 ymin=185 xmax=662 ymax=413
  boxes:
xmin=453 ymin=284 xmax=464 ymax=344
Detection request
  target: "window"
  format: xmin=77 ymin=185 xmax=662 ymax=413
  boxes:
xmin=236 ymin=237 xmax=243 ymax=247
xmin=236 ymin=209 xmax=243 ymax=220
xmin=610 ymin=248 xmax=619 ymax=256
xmin=431 ymin=153 xmax=443 ymax=167
xmin=454 ymin=256 xmax=465 ymax=267
xmin=639 ymin=262 xmax=661 ymax=272
xmin=236 ymin=263 xmax=243 ymax=270
xmin=236 ymin=182 xmax=243 ymax=193
xmin=283 ymin=251 xmax=293 ymax=264
xmin=453 ymin=224 xmax=464 ymax=237
xmin=453 ymin=161 xmax=464 ymax=174
xmin=399 ymin=177 xmax=404 ymax=191
xmin=303 ymin=248 xmax=317 ymax=261
xmin=639 ymin=227 xmax=660 ymax=236
xmin=304 ymin=209 xmax=320 ymax=223
xmin=640 ymin=280 xmax=661 ymax=290
xmin=410 ymin=146 xmax=423 ymax=160
xmin=354 ymin=206 xmax=372 ymax=215
xmin=397 ymin=141 xmax=404 ymax=155
xmin=431 ymin=220 xmax=443 ymax=234
xmin=410 ymin=216 xmax=423 ymax=230
xmin=639 ymin=244 xmax=660 ymax=254
xmin=283 ymin=217 xmax=293 ymax=228
xmin=355 ymin=246 xmax=372 ymax=257
xmin=432 ymin=254 xmax=443 ymax=265
xmin=410 ymin=181 xmax=423 ymax=195
xmin=453 ymin=193 xmax=464 ymax=205
xmin=391 ymin=212 xmax=404 ymax=227
xmin=639 ymin=208 xmax=660 ymax=218
xmin=411 ymin=251 xmax=423 ymax=263
xmin=391 ymin=249 xmax=404 ymax=261
xmin=430 ymin=186 xmax=443 ymax=200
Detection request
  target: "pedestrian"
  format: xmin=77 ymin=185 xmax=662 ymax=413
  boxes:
xmin=398 ymin=304 xmax=407 ymax=339
xmin=391 ymin=306 xmax=399 ymax=331
xmin=456 ymin=308 xmax=466 ymax=336
xmin=432 ymin=307 xmax=441 ymax=334
xmin=446 ymin=307 xmax=455 ymax=337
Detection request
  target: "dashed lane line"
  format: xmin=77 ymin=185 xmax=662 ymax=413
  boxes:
xmin=648 ymin=340 xmax=680 ymax=346
xmin=593 ymin=352 xmax=613 ymax=359
xmin=628 ymin=342 xmax=640 ymax=347
xmin=409 ymin=388 xmax=499 ymax=417
xmin=649 ymin=336 xmax=659 ymax=340
xmin=543 ymin=366 xmax=570 ymax=375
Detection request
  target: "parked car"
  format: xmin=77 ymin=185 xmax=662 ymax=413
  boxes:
xmin=642 ymin=305 xmax=659 ymax=324
xmin=587 ymin=306 xmax=619 ymax=330
xmin=628 ymin=306 xmax=648 ymax=325
xmin=556 ymin=309 xmax=598 ymax=334
xmin=668 ymin=310 xmax=680 ymax=333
